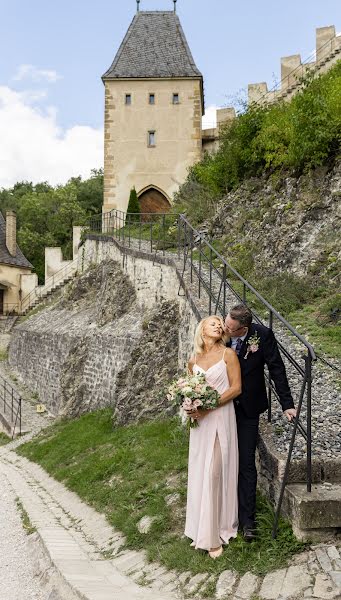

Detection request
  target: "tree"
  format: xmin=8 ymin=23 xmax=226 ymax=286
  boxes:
xmin=127 ymin=187 xmax=140 ymax=222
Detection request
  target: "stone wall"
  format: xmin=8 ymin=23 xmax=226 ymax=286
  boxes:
xmin=79 ymin=236 xmax=198 ymax=367
xmin=9 ymin=244 xmax=199 ymax=418
xmin=9 ymin=261 xmax=142 ymax=416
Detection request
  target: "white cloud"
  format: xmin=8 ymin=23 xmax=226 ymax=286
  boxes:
xmin=202 ymin=104 xmax=218 ymax=130
xmin=0 ymin=86 xmax=103 ymax=188
xmin=12 ymin=64 xmax=62 ymax=83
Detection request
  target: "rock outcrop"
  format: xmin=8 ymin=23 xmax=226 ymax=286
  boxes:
xmin=208 ymin=160 xmax=341 ymax=282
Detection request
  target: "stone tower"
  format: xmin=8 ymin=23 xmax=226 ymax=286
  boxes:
xmin=102 ymin=9 xmax=204 ymax=215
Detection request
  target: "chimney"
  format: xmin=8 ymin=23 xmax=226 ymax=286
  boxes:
xmin=6 ymin=211 xmax=17 ymax=257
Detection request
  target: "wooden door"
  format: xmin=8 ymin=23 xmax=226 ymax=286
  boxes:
xmin=138 ymin=188 xmax=171 ymax=216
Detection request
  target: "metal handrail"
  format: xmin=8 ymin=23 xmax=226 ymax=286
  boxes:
xmin=0 ymin=373 xmax=22 ymax=439
xmin=85 ymin=208 xmax=319 ymax=538
xmin=180 ymin=215 xmax=316 ymax=356
xmin=21 ymin=254 xmax=79 ymax=313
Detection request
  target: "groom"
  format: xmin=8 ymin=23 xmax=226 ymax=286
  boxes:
xmin=224 ymin=304 xmax=296 ymax=542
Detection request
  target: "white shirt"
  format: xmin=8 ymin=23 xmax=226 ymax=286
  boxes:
xmin=230 ymin=333 xmax=247 ymax=352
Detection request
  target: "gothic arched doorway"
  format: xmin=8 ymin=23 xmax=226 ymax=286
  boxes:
xmin=138 ymin=187 xmax=171 ymax=216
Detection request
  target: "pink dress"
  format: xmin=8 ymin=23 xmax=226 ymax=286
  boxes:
xmin=184 ymin=355 xmax=239 ymax=550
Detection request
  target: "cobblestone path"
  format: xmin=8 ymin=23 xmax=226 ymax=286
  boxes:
xmin=0 ymin=475 xmax=45 ymax=600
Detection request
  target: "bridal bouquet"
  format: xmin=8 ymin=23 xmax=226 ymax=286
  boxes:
xmin=167 ymin=373 xmax=220 ymax=428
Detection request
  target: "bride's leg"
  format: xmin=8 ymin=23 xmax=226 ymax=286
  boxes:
xmin=209 ymin=433 xmax=222 ymax=551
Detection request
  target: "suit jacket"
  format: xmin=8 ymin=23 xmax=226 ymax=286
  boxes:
xmin=227 ymin=322 xmax=294 ymax=418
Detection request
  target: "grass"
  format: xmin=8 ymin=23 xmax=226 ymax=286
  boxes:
xmin=0 ymin=431 xmax=10 ymax=446
xmin=16 ymin=498 xmax=37 ymax=535
xmin=288 ymin=302 xmax=341 ymax=360
xmin=0 ymin=349 xmax=8 ymax=361
xmin=17 ymin=409 xmax=306 ymax=577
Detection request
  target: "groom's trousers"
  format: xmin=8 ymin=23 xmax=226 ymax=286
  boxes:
xmin=235 ymin=405 xmax=259 ymax=530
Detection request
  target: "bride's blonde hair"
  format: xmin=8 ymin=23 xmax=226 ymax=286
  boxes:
xmin=193 ymin=315 xmax=227 ymax=355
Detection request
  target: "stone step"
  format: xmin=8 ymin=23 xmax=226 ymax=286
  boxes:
xmin=284 ymin=482 xmax=341 ymax=539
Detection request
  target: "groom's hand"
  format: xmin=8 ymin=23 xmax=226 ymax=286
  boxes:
xmin=284 ymin=408 xmax=297 ymax=422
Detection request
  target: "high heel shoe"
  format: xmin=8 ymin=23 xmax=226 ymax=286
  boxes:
xmin=208 ymin=545 xmax=223 ymax=559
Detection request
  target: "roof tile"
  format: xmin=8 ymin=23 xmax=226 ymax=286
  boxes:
xmin=102 ymin=11 xmax=203 ymax=80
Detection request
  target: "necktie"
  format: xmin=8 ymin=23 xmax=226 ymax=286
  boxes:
xmin=235 ymin=338 xmax=243 ymax=356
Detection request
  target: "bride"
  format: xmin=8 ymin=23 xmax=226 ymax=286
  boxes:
xmin=184 ymin=315 xmax=241 ymax=558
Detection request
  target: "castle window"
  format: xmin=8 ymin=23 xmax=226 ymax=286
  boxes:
xmin=172 ymin=93 xmax=179 ymax=104
xmin=148 ymin=131 xmax=156 ymax=147
xmin=149 ymin=93 xmax=155 ymax=105
xmin=125 ymin=94 xmax=132 ymax=105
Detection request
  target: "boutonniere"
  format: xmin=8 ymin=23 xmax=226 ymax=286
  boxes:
xmin=244 ymin=333 xmax=260 ymax=359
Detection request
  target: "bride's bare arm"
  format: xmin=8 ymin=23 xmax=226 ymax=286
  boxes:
xmin=218 ymin=349 xmax=241 ymax=406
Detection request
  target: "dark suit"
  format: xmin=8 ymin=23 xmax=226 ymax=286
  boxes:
xmin=227 ymin=322 xmax=294 ymax=529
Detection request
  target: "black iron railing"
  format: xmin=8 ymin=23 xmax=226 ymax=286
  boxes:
xmin=86 ymin=209 xmax=317 ymax=536
xmin=88 ymin=210 xmax=178 ymax=255
xmin=21 ymin=255 xmax=79 ymax=314
xmin=0 ymin=373 xmax=22 ymax=439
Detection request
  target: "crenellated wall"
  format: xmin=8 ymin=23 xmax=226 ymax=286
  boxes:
xmin=248 ymin=25 xmax=341 ymax=105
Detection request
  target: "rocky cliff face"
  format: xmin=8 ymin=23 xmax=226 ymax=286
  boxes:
xmin=113 ymin=300 xmax=180 ymax=426
xmin=208 ymin=160 xmax=341 ymax=283
xmin=9 ymin=259 xmax=182 ymax=422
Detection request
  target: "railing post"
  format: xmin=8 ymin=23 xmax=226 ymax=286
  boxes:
xmin=209 ymin=247 xmax=212 ymax=314
xmin=183 ymin=221 xmax=187 ymax=272
xmin=267 ymin=310 xmax=274 ymax=422
xmin=306 ymin=352 xmax=312 ymax=492
xmin=223 ymin=265 xmax=226 ymax=319
xmin=190 ymin=229 xmax=193 ymax=283
xmin=162 ymin=214 xmax=165 ymax=256
xmin=177 ymin=217 xmax=181 ymax=259
xmin=150 ymin=221 xmax=153 ymax=253
xmin=128 ymin=213 xmax=131 ymax=248
xmin=198 ymin=237 xmax=202 ymax=298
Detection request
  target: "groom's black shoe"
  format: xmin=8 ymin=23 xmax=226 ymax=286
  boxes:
xmin=243 ymin=526 xmax=257 ymax=542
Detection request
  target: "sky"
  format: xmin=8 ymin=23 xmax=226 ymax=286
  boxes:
xmin=0 ymin=0 xmax=340 ymax=188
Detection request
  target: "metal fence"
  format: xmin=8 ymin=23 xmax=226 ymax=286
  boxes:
xmin=0 ymin=373 xmax=22 ymax=438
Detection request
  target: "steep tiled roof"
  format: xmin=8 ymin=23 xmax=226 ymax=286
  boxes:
xmin=0 ymin=213 xmax=33 ymax=269
xmin=102 ymin=11 xmax=203 ymax=80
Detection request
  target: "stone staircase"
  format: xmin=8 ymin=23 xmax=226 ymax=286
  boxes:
xmin=280 ymin=43 xmax=341 ymax=99
xmin=21 ymin=257 xmax=79 ymax=315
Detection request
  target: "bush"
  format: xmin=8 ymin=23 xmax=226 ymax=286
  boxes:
xmin=317 ymin=293 xmax=341 ymax=324
xmin=254 ymin=273 xmax=317 ymax=316
xmin=178 ymin=61 xmax=341 ymax=202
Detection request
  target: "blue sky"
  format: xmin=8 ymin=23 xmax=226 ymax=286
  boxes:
xmin=0 ymin=0 xmax=340 ymax=186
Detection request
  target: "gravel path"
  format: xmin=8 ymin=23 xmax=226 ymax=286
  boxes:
xmin=0 ymin=475 xmax=44 ymax=600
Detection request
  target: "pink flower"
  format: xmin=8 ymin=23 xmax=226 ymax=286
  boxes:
xmin=194 ymin=385 xmax=203 ymax=393
xmin=193 ymin=399 xmax=203 ymax=408
xmin=249 ymin=344 xmax=258 ymax=353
